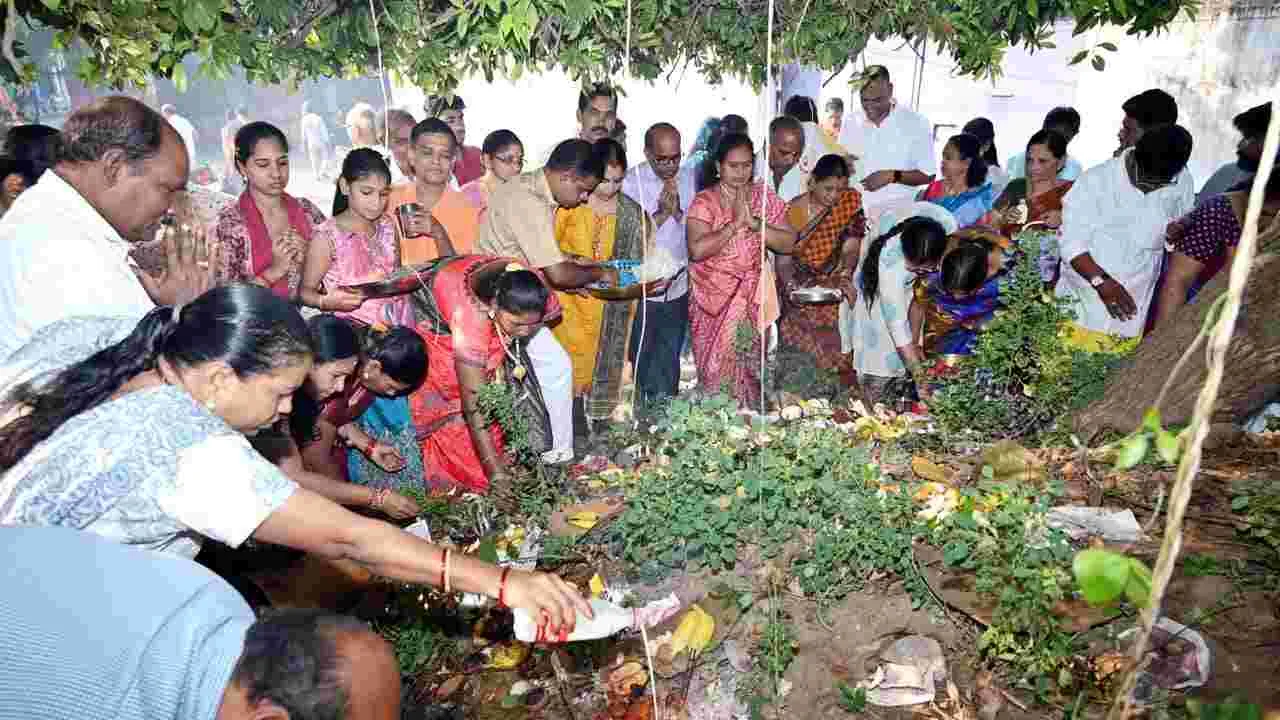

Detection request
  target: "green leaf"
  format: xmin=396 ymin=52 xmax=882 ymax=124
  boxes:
xmin=942 ymin=540 xmax=970 ymax=565
xmin=1091 ymin=54 xmax=1107 ymax=71
xmin=39 ymin=0 xmax=61 ymax=11
xmin=1113 ymin=433 xmax=1149 ymax=470
xmin=1073 ymin=548 xmax=1130 ymax=606
xmin=1231 ymin=495 xmax=1250 ymax=511
xmin=172 ymin=62 xmax=188 ymax=93
xmin=1068 ymin=50 xmax=1090 ymax=66
xmin=1142 ymin=407 xmax=1162 ymax=433
xmin=478 ymin=536 xmax=499 ymax=564
xmin=1098 ymin=41 xmax=1118 ymax=51
xmin=1123 ymin=557 xmax=1152 ymax=607
xmin=1155 ymin=428 xmax=1180 ymax=464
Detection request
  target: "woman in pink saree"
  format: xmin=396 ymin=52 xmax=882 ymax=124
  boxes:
xmin=686 ymin=133 xmax=796 ymax=407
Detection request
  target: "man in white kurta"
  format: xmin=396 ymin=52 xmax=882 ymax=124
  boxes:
xmin=1056 ymin=125 xmax=1195 ymax=342
xmin=0 ymin=97 xmax=193 ymax=360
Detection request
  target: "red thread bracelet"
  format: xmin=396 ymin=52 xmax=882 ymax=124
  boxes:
xmin=497 ymin=567 xmax=512 ymax=608
xmin=438 ymin=547 xmax=447 ymax=589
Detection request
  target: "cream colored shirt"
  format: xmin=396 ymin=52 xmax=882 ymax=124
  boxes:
xmin=476 ymin=169 xmax=566 ymax=269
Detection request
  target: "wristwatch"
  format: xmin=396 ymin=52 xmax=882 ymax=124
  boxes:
xmin=892 ymin=169 xmax=902 ymax=184
xmin=1089 ymin=274 xmax=1107 ymax=288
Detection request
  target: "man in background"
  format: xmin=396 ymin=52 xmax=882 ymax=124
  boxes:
xmin=1006 ymin=106 xmax=1083 ymax=181
xmin=1114 ymin=88 xmax=1178 ymax=157
xmin=221 ymin=106 xmax=248 ymax=194
xmin=822 ymin=97 xmax=844 ymax=141
xmin=386 ymin=108 xmax=417 ymax=183
xmin=577 ymin=84 xmax=618 ymax=143
xmin=300 ymin=101 xmax=333 ymax=179
xmin=425 ymin=95 xmax=483 ymax=186
xmin=1198 ymin=101 xmax=1271 ymax=203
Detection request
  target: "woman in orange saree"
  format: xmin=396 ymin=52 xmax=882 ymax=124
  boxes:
xmin=778 ymin=154 xmax=865 ymax=374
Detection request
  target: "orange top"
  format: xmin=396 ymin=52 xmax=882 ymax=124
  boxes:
xmin=386 ymin=183 xmax=480 ymax=264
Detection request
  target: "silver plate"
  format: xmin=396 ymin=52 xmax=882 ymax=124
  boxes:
xmin=789 ymin=286 xmax=843 ymax=305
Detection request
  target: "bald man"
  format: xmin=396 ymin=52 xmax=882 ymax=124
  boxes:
xmin=623 ymin=122 xmax=696 ymax=404
xmin=0 ymin=526 xmax=402 ymax=720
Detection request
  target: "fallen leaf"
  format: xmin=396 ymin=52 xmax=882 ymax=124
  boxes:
xmin=486 ymin=642 xmax=529 ymax=670
xmin=567 ymin=511 xmax=600 ymax=529
xmin=435 ymin=675 xmax=466 ymax=699
xmin=669 ymin=605 xmax=715 ymax=658
xmin=911 ymin=456 xmax=950 ymax=484
xmin=590 ymin=573 xmax=607 ymax=599
xmin=608 ymin=661 xmax=649 ymax=697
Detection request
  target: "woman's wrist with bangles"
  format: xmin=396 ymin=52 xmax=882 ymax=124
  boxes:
xmin=368 ymin=486 xmax=390 ymax=510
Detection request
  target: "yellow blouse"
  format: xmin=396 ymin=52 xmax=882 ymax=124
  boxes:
xmin=552 ymin=205 xmax=617 ymax=393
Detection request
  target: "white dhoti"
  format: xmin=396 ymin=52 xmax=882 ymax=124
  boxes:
xmin=527 ymin=326 xmax=574 ymax=460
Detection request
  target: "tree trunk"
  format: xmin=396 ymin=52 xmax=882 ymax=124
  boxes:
xmin=1071 ymin=252 xmax=1280 ymax=441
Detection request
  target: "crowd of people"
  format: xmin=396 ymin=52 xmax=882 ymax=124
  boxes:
xmin=0 ymin=66 xmax=1275 ymax=718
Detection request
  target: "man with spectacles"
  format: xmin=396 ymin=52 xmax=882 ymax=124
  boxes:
xmin=1056 ymin=124 xmax=1194 ymax=350
xmin=622 ymin=122 xmax=695 ymax=405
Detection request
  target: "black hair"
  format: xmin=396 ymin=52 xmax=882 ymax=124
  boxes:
xmin=784 ymin=95 xmax=818 ymax=123
xmin=232 ymin=609 xmax=372 ymax=720
xmin=941 ymin=241 xmax=991 ymax=295
xmin=594 ymin=138 xmax=627 ymax=172
xmin=1043 ymin=106 xmax=1081 ymax=137
xmin=962 ymin=118 xmax=998 ymax=167
xmin=703 ymin=132 xmax=754 ymax=187
xmin=862 ymin=65 xmax=891 ymax=86
xmin=364 ymin=326 xmax=428 ymax=388
xmin=768 ymin=114 xmax=803 ymax=139
xmin=720 ymin=114 xmax=749 ymax=136
xmin=545 ymin=138 xmax=604 ymax=178
xmin=424 ymin=94 xmax=465 ymax=118
xmin=3 ymin=124 xmax=59 ymax=185
xmin=644 ymin=122 xmax=680 ymax=152
xmin=332 ymin=148 xmax=392 ymax=216
xmin=475 ymin=266 xmax=551 ymax=315
xmin=1122 ymin=89 xmax=1178 ymax=131
xmin=289 ymin=314 xmax=360 ymax=443
xmin=1133 ymin=123 xmax=1192 ymax=182
xmin=577 ymin=83 xmax=617 ymax=114
xmin=811 ymin=153 xmax=850 ymax=181
xmin=57 ymin=95 xmax=167 ymax=166
xmin=860 ymin=217 xmax=949 ymax=309
xmin=1234 ymin=102 xmax=1272 ymax=140
xmin=691 ymin=117 xmax=719 ymax=154
xmin=825 ymin=97 xmax=844 ymax=114
xmin=945 ymin=133 xmax=989 ymax=188
xmin=1026 ymin=129 xmax=1068 ymax=160
xmin=409 ymin=118 xmax=457 ymax=151
xmin=235 ymin=121 xmax=289 ymax=166
xmin=481 ymin=129 xmax=522 ymax=156
xmin=0 ymin=284 xmax=311 ymax=471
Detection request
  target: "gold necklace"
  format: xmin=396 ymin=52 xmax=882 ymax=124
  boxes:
xmin=492 ymin=320 xmax=527 ymax=380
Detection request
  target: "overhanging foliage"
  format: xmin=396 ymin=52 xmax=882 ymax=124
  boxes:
xmin=6 ymin=0 xmax=1196 ymax=90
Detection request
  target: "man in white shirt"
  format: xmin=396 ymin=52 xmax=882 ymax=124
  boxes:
xmin=0 ymin=95 xmax=206 ymax=359
xmin=161 ymin=104 xmax=197 ymax=170
xmin=756 ymin=114 xmax=807 ymax=201
xmin=837 ymin=65 xmax=935 ymax=227
xmin=385 ymin=108 xmax=416 ymax=183
xmin=300 ymin=101 xmax=334 ymax=178
xmin=1057 ymin=124 xmax=1195 ymax=344
xmin=623 ymin=123 xmax=696 ymax=405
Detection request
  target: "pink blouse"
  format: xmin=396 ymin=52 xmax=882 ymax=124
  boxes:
xmin=314 ymin=217 xmax=410 ymax=327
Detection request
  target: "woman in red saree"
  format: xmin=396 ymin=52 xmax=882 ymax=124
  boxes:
xmin=407 ymin=256 xmax=561 ymax=503
xmin=778 ymin=154 xmax=864 ymax=374
xmin=213 ymin=121 xmax=326 ymax=297
xmin=687 ymin=133 xmax=796 ymax=407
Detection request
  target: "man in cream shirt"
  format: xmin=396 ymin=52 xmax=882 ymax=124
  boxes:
xmin=0 ymin=96 xmax=206 ymax=360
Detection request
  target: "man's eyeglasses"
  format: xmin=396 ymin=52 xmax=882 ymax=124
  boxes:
xmin=495 ymin=154 xmax=524 ymax=167
xmin=651 ymin=154 xmax=682 ymax=167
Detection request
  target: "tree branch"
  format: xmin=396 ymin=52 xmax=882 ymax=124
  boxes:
xmin=285 ymin=0 xmax=344 ymax=50
xmin=3 ymin=0 xmax=21 ymax=81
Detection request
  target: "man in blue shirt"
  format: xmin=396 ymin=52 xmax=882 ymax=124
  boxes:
xmin=0 ymin=527 xmax=401 ymax=720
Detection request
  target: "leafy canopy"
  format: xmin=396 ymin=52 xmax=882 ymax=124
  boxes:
xmin=11 ymin=0 xmax=1195 ymax=90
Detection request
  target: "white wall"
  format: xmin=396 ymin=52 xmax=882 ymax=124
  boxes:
xmin=391 ymin=9 xmax=1279 ymax=190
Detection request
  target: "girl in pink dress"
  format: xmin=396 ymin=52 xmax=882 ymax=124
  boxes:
xmin=300 ymin=149 xmax=410 ymax=327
